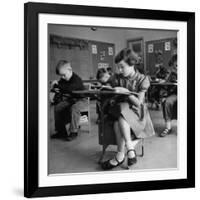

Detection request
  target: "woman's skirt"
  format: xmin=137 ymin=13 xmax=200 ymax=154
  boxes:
xmin=119 ymin=102 xmax=155 ymax=138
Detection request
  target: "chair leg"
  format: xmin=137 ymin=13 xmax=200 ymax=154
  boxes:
xmin=136 ymin=138 xmax=144 ymax=157
xmin=98 ymin=144 xmax=108 ymax=164
xmin=140 ymin=143 xmax=144 ymax=157
xmin=88 ymin=111 xmax=91 ymax=134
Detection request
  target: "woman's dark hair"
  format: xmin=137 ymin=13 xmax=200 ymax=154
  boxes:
xmin=55 ymin=60 xmax=70 ymax=75
xmin=115 ymin=48 xmax=139 ymax=66
xmin=96 ymin=68 xmax=107 ymax=80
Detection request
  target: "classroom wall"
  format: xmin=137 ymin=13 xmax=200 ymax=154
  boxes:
xmin=49 ymin=25 xmax=177 ymax=53
xmin=48 ymin=25 xmax=177 ymax=75
xmin=48 ymin=25 xmax=126 ymax=54
xmin=125 ymin=29 xmax=177 ymax=42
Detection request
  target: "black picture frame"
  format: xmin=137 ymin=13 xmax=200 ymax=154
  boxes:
xmin=24 ymin=2 xmax=195 ymax=198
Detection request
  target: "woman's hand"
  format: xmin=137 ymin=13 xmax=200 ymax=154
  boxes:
xmin=114 ymin=87 xmax=129 ymax=93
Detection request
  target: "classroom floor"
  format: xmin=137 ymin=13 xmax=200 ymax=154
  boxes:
xmin=48 ymin=100 xmax=177 ymax=174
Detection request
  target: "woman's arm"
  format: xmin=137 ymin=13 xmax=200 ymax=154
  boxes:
xmin=128 ymin=94 xmax=141 ymax=107
xmin=128 ymin=91 xmax=145 ymax=107
xmin=129 ymin=75 xmax=150 ymax=106
xmin=114 ymin=87 xmax=142 ymax=107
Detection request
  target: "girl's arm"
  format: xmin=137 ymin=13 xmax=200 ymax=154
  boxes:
xmin=114 ymin=87 xmax=142 ymax=107
xmin=128 ymin=91 xmax=145 ymax=107
xmin=129 ymin=75 xmax=150 ymax=106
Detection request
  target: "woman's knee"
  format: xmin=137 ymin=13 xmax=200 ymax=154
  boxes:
xmin=118 ymin=116 xmax=129 ymax=126
xmin=118 ymin=116 xmax=124 ymax=123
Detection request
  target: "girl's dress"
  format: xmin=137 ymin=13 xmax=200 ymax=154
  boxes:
xmin=108 ymin=70 xmax=155 ymax=138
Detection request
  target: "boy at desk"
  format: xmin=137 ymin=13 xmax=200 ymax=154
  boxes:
xmin=49 ymin=60 xmax=86 ymax=141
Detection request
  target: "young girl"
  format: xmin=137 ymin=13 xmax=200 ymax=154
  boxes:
xmin=101 ymin=48 xmax=155 ymax=170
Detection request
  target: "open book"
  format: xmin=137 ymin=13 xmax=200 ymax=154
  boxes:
xmin=99 ymin=85 xmax=116 ymax=91
xmin=99 ymin=85 xmax=138 ymax=96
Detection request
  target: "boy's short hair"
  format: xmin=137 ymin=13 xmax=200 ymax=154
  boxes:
xmin=115 ymin=48 xmax=139 ymax=66
xmin=55 ymin=60 xmax=70 ymax=75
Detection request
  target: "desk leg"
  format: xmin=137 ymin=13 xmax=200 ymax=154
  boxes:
xmin=98 ymin=100 xmax=110 ymax=164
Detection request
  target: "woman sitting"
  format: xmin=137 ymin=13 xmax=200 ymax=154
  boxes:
xmin=101 ymin=48 xmax=155 ymax=170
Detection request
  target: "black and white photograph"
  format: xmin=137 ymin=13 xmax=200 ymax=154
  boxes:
xmin=24 ymin=2 xmax=195 ymax=197
xmin=1 ymin=0 xmax=199 ymax=199
xmin=48 ymin=25 xmax=178 ymax=174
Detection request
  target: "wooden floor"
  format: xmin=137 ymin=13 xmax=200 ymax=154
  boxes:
xmin=48 ymin=101 xmax=177 ymax=174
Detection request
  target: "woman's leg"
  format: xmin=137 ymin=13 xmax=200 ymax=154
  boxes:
xmin=109 ymin=121 xmax=125 ymax=165
xmin=114 ymin=121 xmax=125 ymax=152
xmin=118 ymin=116 xmax=136 ymax=158
xmin=118 ymin=116 xmax=131 ymax=142
xmin=101 ymin=121 xmax=126 ymax=169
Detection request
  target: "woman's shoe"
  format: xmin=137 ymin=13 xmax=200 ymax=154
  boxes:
xmin=127 ymin=149 xmax=137 ymax=166
xmin=101 ymin=156 xmax=125 ymax=170
xmin=160 ymin=128 xmax=172 ymax=137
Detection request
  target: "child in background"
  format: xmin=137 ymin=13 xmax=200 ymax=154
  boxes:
xmin=96 ymin=68 xmax=111 ymax=85
xmin=95 ymin=68 xmax=111 ymax=123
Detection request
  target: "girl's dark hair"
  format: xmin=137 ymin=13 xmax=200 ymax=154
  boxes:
xmin=115 ymin=48 xmax=139 ymax=66
xmin=96 ymin=68 xmax=107 ymax=80
xmin=55 ymin=60 xmax=70 ymax=75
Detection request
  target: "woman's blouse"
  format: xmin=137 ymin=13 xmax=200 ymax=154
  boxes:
xmin=108 ymin=70 xmax=150 ymax=102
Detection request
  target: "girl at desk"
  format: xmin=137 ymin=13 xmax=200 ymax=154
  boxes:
xmin=101 ymin=48 xmax=155 ymax=170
